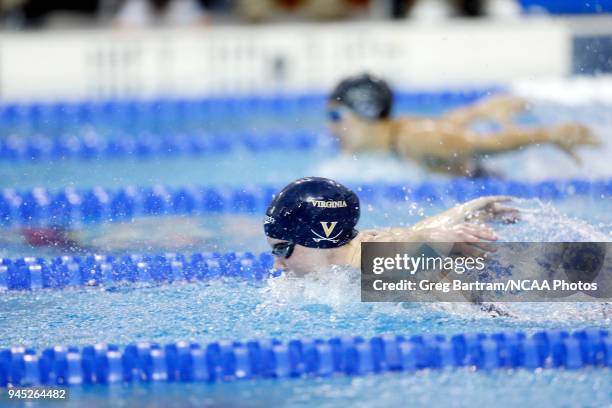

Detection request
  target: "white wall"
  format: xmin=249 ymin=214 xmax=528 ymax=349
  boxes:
xmin=0 ymin=18 xmax=600 ymax=101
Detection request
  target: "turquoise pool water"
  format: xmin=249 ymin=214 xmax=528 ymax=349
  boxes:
xmin=0 ymin=94 xmax=610 ymax=407
xmin=41 ymin=370 xmax=612 ymax=408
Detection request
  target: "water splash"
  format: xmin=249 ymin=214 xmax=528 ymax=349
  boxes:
xmin=498 ymin=199 xmax=610 ymax=242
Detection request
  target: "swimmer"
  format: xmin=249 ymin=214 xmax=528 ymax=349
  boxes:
xmin=15 ymin=216 xmax=238 ymax=254
xmin=264 ymin=177 xmax=518 ymax=316
xmin=20 ymin=226 xmax=86 ymax=252
xmin=264 ymin=176 xmax=517 ymax=276
xmin=327 ymin=74 xmax=600 ymax=177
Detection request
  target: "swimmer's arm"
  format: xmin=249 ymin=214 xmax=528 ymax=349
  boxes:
xmin=471 ymin=127 xmax=555 ymax=154
xmin=442 ymin=95 xmax=529 ymax=127
xmin=374 ymin=196 xmax=509 ymax=239
xmin=406 ymin=196 xmax=518 ymax=229
xmin=471 ymin=124 xmax=600 ymax=163
xmin=400 ymin=127 xmax=547 ymax=159
xmin=367 ymin=224 xmax=498 ymax=258
xmin=406 ymin=207 xmax=468 ymax=230
xmin=395 ymin=122 xmax=481 ymax=159
xmin=395 ymin=118 xmax=537 ymax=160
xmin=359 ymin=196 xmax=485 ymax=236
xmin=399 ymin=123 xmax=599 ymax=164
xmin=364 ymin=227 xmax=436 ymax=242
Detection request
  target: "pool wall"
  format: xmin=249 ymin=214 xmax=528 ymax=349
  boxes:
xmin=1 ymin=18 xmax=611 ymax=101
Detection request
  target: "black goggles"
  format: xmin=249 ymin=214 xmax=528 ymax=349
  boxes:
xmin=271 ymin=241 xmax=296 ymax=259
xmin=327 ymin=109 xmax=342 ymax=122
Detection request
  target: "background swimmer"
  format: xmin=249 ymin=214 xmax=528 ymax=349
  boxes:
xmin=15 ymin=215 xmax=261 ymax=254
xmin=264 ymin=176 xmax=518 ymax=275
xmin=327 ymin=73 xmax=601 ymax=177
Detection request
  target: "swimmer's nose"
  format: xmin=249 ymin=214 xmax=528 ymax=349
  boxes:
xmin=273 ymin=257 xmax=286 ymax=270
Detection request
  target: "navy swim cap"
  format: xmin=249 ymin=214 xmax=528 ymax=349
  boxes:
xmin=329 ymin=73 xmax=393 ymax=120
xmin=264 ymin=177 xmax=360 ymax=249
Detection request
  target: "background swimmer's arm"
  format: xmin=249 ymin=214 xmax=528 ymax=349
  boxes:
xmin=395 ymin=122 xmax=481 ymax=159
xmin=397 ymin=122 xmax=599 ymax=165
xmin=471 ymin=124 xmax=600 ymax=163
xmin=441 ymin=95 xmax=529 ymax=127
xmin=472 ymin=127 xmax=553 ymax=154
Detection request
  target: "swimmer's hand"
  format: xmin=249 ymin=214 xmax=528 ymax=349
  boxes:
xmin=462 ymin=196 xmax=520 ymax=224
xmin=548 ymin=123 xmax=601 ymax=164
xmin=418 ymin=223 xmax=498 ymax=258
xmin=478 ymin=302 xmax=514 ymax=318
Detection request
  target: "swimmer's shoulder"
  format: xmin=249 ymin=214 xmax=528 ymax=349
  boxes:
xmin=345 ymin=228 xmax=421 ymax=268
xmin=355 ymin=229 xmax=401 ymax=243
xmin=342 ymin=231 xmax=382 ymax=268
xmin=354 ymin=230 xmax=375 ymax=243
xmin=344 ymin=229 xmax=412 ymax=268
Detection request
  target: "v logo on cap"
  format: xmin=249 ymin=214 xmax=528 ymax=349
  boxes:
xmin=320 ymin=221 xmax=338 ymax=237
xmin=311 ymin=221 xmax=343 ymax=243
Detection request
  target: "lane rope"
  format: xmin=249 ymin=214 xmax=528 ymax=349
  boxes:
xmin=0 ymin=329 xmax=608 ymax=386
xmin=1 ymin=178 xmax=609 ymax=226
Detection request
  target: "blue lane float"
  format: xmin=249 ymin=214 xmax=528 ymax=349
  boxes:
xmin=0 ymin=251 xmax=278 ymax=291
xmin=0 ymin=329 xmax=609 ymax=387
xmin=0 ymin=89 xmax=498 ymax=162
xmin=0 ymin=90 xmax=494 ymax=128
xmin=1 ymin=178 xmax=610 ymax=227
xmin=519 ymin=0 xmax=612 ymax=14
xmin=0 ymin=131 xmax=333 ymax=162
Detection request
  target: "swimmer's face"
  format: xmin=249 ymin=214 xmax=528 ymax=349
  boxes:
xmin=267 ymin=237 xmax=331 ymax=276
xmin=327 ymin=101 xmax=355 ymax=138
xmin=326 ymin=101 xmax=373 ymax=149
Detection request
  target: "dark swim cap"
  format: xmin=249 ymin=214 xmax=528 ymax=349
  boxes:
xmin=264 ymin=177 xmax=360 ymax=249
xmin=329 ymin=73 xmax=393 ymax=120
